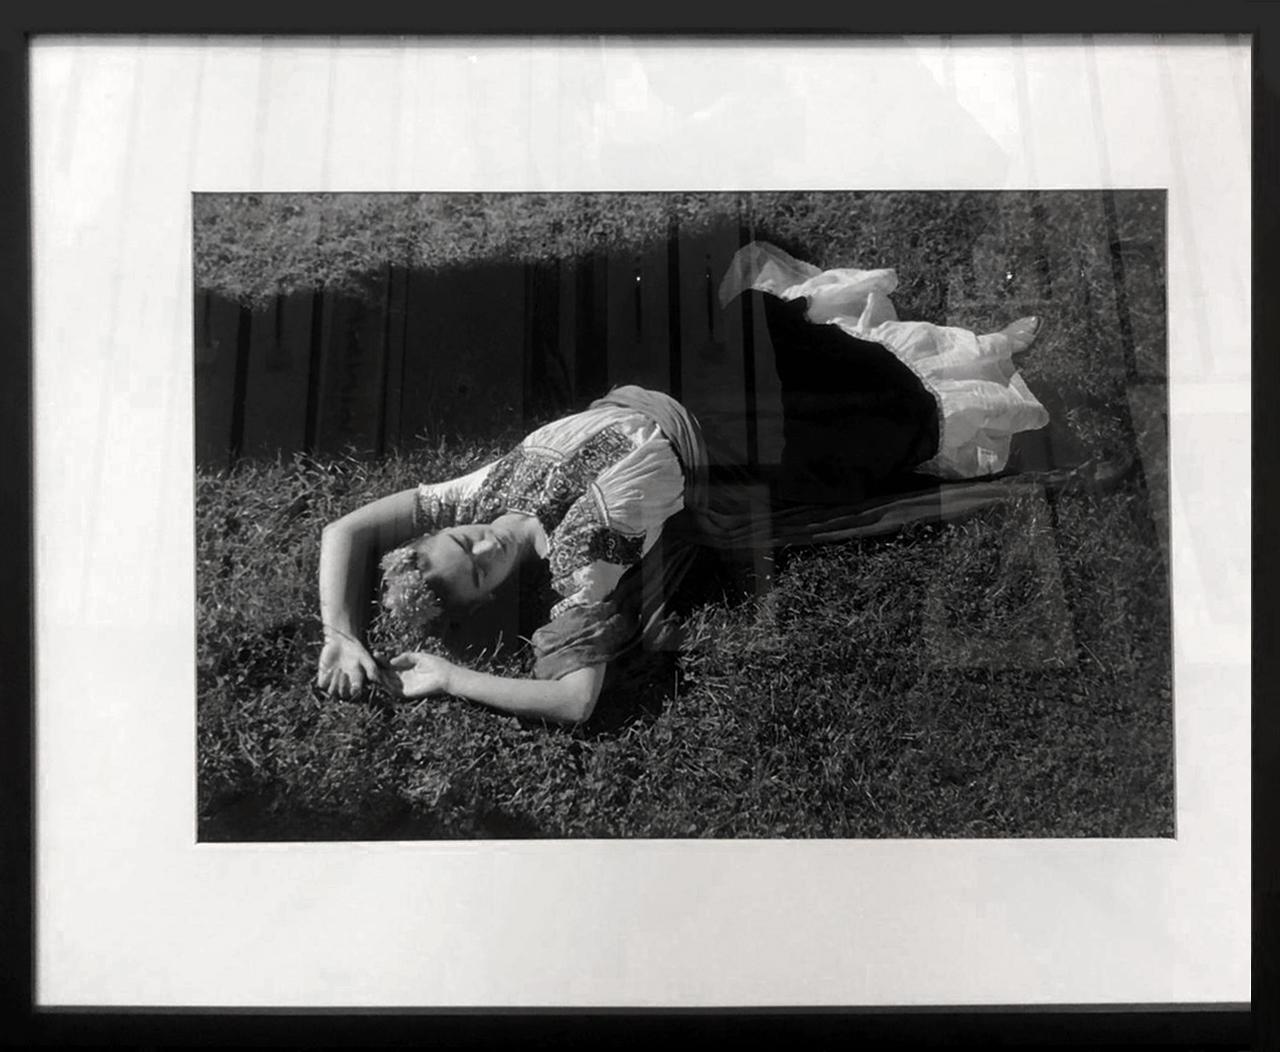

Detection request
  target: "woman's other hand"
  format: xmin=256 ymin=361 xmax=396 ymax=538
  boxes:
xmin=388 ymin=652 xmax=456 ymax=699
xmin=317 ymin=634 xmax=383 ymax=699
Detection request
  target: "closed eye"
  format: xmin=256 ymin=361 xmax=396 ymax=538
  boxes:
xmin=451 ymin=535 xmax=482 ymax=586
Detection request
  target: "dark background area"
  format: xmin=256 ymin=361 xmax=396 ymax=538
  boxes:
xmin=193 ymin=190 xmax=1167 ymax=478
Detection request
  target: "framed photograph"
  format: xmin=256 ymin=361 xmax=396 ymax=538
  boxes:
xmin=22 ymin=25 xmax=1254 ymax=1030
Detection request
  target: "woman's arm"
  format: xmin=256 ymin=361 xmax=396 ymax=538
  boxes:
xmin=389 ymin=653 xmax=606 ymax=726
xmin=317 ymin=488 xmax=421 ymax=698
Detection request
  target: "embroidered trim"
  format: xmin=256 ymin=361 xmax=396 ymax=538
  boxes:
xmin=549 ymin=592 xmax=590 ymax=621
xmin=548 ymin=495 xmax=645 ymax=597
xmin=416 ymin=482 xmax=505 ymax=532
xmin=540 ymin=427 xmax=634 ymax=532
xmin=586 ymin=524 xmax=645 ymax=566
xmin=418 ymin=425 xmax=636 ymax=537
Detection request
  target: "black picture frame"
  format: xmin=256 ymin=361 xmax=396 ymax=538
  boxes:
xmin=4 ymin=5 xmax=1272 ymax=1048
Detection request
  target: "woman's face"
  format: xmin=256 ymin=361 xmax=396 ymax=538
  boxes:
xmin=404 ymin=523 xmax=523 ymax=607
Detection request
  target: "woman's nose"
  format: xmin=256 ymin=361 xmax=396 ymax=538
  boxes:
xmin=472 ymin=536 xmax=496 ymax=557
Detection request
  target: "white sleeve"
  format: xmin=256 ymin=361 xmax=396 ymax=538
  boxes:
xmin=414 ymin=457 xmax=501 ymax=530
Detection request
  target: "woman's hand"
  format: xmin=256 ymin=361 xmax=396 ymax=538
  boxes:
xmin=388 ymin=652 xmax=456 ymax=699
xmin=317 ymin=634 xmax=384 ymax=700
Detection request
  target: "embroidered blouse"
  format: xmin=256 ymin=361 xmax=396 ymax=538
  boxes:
xmin=413 ymin=403 xmax=686 ymax=679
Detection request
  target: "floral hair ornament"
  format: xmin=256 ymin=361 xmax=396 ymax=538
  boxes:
xmin=379 ymin=545 xmax=445 ymax=629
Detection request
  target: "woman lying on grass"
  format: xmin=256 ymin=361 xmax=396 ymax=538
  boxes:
xmin=317 ymin=241 xmax=1050 ymax=724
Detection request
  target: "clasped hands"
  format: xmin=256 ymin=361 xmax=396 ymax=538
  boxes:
xmin=316 ymin=635 xmax=452 ymax=701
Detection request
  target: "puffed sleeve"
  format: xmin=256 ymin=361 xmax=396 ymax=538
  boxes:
xmin=529 ymin=491 xmax=646 ymax=678
xmin=413 ymin=457 xmax=502 ymax=532
xmin=531 ymin=432 xmax=685 ymax=679
xmin=530 ymin=595 xmax=640 ymax=680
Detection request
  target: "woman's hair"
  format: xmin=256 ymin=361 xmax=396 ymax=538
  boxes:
xmin=378 ymin=542 xmax=446 ymax=631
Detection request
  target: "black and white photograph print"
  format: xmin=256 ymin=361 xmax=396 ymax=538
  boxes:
xmin=194 ymin=189 xmax=1172 ymax=842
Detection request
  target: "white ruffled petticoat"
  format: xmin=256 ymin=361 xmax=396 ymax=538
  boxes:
xmin=719 ymin=241 xmax=1050 ymax=479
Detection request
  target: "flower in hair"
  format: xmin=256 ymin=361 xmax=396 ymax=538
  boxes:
xmin=379 ymin=545 xmax=445 ymax=629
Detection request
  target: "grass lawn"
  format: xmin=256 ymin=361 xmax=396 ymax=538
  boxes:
xmin=195 ymin=190 xmax=1173 ymax=840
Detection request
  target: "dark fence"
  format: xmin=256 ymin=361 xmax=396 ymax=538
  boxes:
xmin=194 ymin=206 xmax=1165 ymax=471
xmin=196 ymin=215 xmax=784 ymax=469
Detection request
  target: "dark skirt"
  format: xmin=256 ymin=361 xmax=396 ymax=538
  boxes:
xmin=761 ymin=292 xmax=940 ymax=506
